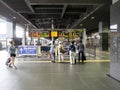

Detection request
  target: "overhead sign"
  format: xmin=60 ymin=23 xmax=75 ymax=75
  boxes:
xmin=29 ymin=31 xmax=50 ymax=38
xmin=58 ymin=31 xmax=68 ymax=38
xmin=68 ymin=29 xmax=84 ymax=32
xmin=42 ymin=31 xmax=50 ymax=37
xmin=18 ymin=46 xmax=37 ymax=55
xmin=51 ymin=31 xmax=58 ymax=37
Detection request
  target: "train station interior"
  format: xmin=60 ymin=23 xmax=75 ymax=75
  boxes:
xmin=0 ymin=0 xmax=120 ymax=90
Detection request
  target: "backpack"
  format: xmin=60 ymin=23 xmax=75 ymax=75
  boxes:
xmin=69 ymin=45 xmax=75 ymax=52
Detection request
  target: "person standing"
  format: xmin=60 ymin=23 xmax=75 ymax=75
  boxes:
xmin=58 ymin=42 xmax=64 ymax=62
xmin=77 ymin=40 xmax=85 ymax=63
xmin=69 ymin=41 xmax=76 ymax=64
xmin=9 ymin=41 xmax=17 ymax=69
xmin=50 ymin=41 xmax=55 ymax=63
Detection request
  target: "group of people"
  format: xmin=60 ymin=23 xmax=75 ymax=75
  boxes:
xmin=5 ymin=39 xmax=85 ymax=70
xmin=50 ymin=40 xmax=86 ymax=64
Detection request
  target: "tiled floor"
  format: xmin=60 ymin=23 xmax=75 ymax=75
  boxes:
xmin=0 ymin=50 xmax=120 ymax=90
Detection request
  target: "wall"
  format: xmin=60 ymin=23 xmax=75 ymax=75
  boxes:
xmin=110 ymin=0 xmax=120 ymax=81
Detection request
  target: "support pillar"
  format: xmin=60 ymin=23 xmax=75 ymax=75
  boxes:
xmin=99 ymin=21 xmax=109 ymax=51
xmin=51 ymin=19 xmax=54 ymax=42
xmin=83 ymin=28 xmax=87 ymax=47
xmin=110 ymin=0 xmax=120 ymax=81
xmin=12 ymin=22 xmax=16 ymax=38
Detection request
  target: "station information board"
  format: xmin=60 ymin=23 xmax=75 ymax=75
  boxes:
xmin=51 ymin=31 xmax=58 ymax=37
xmin=18 ymin=46 xmax=37 ymax=55
xmin=58 ymin=31 xmax=80 ymax=38
xmin=29 ymin=31 xmax=50 ymax=38
xmin=29 ymin=29 xmax=83 ymax=38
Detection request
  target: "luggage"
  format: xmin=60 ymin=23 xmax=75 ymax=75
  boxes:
xmin=5 ymin=58 xmax=11 ymax=66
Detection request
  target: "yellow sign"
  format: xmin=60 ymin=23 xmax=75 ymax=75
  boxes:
xmin=51 ymin=31 xmax=58 ymax=37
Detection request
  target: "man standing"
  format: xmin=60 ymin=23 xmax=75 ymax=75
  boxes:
xmin=50 ymin=41 xmax=55 ymax=63
xmin=77 ymin=40 xmax=85 ymax=63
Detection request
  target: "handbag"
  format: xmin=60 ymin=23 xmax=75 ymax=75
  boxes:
xmin=82 ymin=55 xmax=86 ymax=60
xmin=60 ymin=47 xmax=64 ymax=53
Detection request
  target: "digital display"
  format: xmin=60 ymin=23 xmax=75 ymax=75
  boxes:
xmin=29 ymin=31 xmax=81 ymax=38
xmin=42 ymin=32 xmax=50 ymax=37
xmin=29 ymin=31 xmax=50 ymax=37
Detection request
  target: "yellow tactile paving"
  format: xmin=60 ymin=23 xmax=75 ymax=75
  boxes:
xmin=17 ymin=60 xmax=110 ymax=63
xmin=84 ymin=60 xmax=110 ymax=62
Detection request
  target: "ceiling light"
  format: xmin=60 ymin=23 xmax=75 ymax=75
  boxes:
xmin=83 ymin=17 xmax=86 ymax=19
xmin=91 ymin=17 xmax=94 ymax=19
xmin=80 ymin=24 xmax=83 ymax=26
xmin=13 ymin=17 xmax=16 ymax=19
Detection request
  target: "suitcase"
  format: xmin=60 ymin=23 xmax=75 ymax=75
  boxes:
xmin=5 ymin=58 xmax=11 ymax=66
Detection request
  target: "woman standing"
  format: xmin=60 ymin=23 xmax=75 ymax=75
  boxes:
xmin=9 ymin=41 xmax=17 ymax=69
xmin=58 ymin=42 xmax=64 ymax=62
xmin=69 ymin=41 xmax=76 ymax=64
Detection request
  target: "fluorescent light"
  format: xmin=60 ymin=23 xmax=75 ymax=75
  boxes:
xmin=110 ymin=24 xmax=117 ymax=29
xmin=13 ymin=17 xmax=16 ymax=19
xmin=80 ymin=24 xmax=82 ymax=26
xmin=91 ymin=17 xmax=94 ymax=19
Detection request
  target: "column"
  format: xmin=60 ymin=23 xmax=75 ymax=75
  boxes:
xmin=51 ymin=19 xmax=54 ymax=42
xmin=12 ymin=22 xmax=16 ymax=38
xmin=110 ymin=0 xmax=120 ymax=81
xmin=99 ymin=21 xmax=109 ymax=51
xmin=83 ymin=28 xmax=87 ymax=47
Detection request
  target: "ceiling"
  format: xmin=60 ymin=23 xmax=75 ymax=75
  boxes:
xmin=0 ymin=0 xmax=112 ymax=31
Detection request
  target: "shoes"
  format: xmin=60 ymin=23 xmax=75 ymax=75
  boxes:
xmin=8 ymin=63 xmax=12 ymax=68
xmin=13 ymin=66 xmax=17 ymax=70
xmin=70 ymin=62 xmax=75 ymax=65
xmin=5 ymin=63 xmax=8 ymax=66
xmin=51 ymin=60 xmax=55 ymax=63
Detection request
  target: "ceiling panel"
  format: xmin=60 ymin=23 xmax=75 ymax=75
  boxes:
xmin=1 ymin=0 xmax=111 ymax=30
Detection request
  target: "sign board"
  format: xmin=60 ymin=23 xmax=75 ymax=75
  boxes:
xmin=51 ymin=31 xmax=58 ymax=37
xmin=42 ymin=31 xmax=50 ymax=37
xmin=29 ymin=31 xmax=50 ymax=38
xmin=18 ymin=45 xmax=37 ymax=55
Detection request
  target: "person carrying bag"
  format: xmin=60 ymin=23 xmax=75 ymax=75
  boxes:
xmin=77 ymin=40 xmax=86 ymax=63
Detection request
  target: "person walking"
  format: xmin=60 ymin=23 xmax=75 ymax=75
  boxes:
xmin=8 ymin=40 xmax=17 ymax=69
